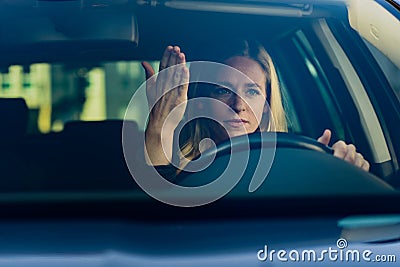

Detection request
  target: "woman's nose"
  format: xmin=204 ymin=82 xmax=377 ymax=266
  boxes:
xmin=230 ymin=94 xmax=246 ymax=112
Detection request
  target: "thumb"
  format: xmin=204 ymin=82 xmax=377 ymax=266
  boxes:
xmin=141 ymin=61 xmax=155 ymax=80
xmin=317 ymin=129 xmax=331 ymax=146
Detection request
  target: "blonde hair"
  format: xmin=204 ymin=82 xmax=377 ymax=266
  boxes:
xmin=179 ymin=40 xmax=288 ymax=162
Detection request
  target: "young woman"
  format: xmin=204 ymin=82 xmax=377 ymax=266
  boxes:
xmin=142 ymin=41 xmax=370 ymax=179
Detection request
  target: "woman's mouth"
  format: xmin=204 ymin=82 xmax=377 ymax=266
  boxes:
xmin=224 ymin=119 xmax=249 ymax=128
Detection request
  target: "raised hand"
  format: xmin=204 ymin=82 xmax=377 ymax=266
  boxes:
xmin=142 ymin=46 xmax=189 ymax=165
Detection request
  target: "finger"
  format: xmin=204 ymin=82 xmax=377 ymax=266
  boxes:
xmin=317 ymin=129 xmax=331 ymax=146
xmin=332 ymin=140 xmax=347 ymax=159
xmin=354 ymin=152 xmax=370 ymax=172
xmin=178 ymin=65 xmax=190 ymax=96
xmin=157 ymin=46 xmax=181 ymax=89
xmin=177 ymin=52 xmax=186 ymax=64
xmin=361 ymin=160 xmax=370 ymax=172
xmin=172 ymin=53 xmax=186 ymax=90
xmin=169 ymin=64 xmax=188 ymax=96
xmin=344 ymin=144 xmax=356 ymax=163
xmin=160 ymin=48 xmax=184 ymax=96
xmin=142 ymin=61 xmax=157 ymax=106
xmin=159 ymin=45 xmax=173 ymax=71
xmin=141 ymin=61 xmax=155 ymax=80
xmin=354 ymin=152 xmax=364 ymax=167
xmin=168 ymin=46 xmax=181 ymax=67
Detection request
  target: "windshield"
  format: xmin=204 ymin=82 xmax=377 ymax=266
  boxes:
xmin=0 ymin=0 xmax=399 ymax=203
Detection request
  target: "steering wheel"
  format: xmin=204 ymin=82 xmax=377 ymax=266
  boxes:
xmin=199 ymin=132 xmax=333 ymax=159
xmin=175 ymin=132 xmax=393 ymax=196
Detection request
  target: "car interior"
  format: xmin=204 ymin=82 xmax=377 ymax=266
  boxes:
xmin=0 ymin=0 xmax=400 ymax=265
xmin=1 ymin=0 xmax=399 ymax=191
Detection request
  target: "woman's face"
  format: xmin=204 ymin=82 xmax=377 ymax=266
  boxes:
xmin=207 ymin=56 xmax=268 ymax=139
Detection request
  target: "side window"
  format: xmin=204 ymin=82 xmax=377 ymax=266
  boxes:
xmin=313 ymin=19 xmax=391 ymax=165
xmin=292 ymin=30 xmax=346 ymax=141
xmin=272 ymin=28 xmax=347 ymax=140
xmin=275 ymin=16 xmax=395 ymax=179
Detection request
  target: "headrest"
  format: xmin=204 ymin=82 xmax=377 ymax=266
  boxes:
xmin=63 ymin=120 xmax=139 ymax=143
xmin=0 ymin=98 xmax=29 ymax=142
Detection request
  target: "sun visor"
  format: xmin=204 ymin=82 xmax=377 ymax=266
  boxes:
xmin=347 ymin=0 xmax=400 ymax=69
xmin=0 ymin=3 xmax=139 ymax=45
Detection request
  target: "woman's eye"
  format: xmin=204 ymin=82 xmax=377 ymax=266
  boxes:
xmin=247 ymin=88 xmax=261 ymax=96
xmin=213 ymin=87 xmax=232 ymax=96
